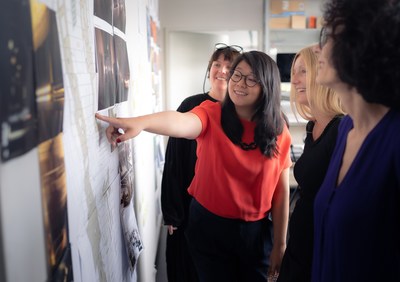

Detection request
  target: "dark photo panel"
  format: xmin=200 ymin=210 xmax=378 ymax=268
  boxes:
xmin=94 ymin=0 xmax=113 ymax=25
xmin=34 ymin=10 xmax=65 ymax=143
xmin=37 ymin=135 xmax=71 ymax=281
xmin=95 ymin=28 xmax=116 ymax=110
xmin=113 ymin=0 xmax=126 ymax=33
xmin=30 ymin=3 xmax=72 ymax=281
xmin=0 ymin=0 xmax=38 ymax=162
xmin=114 ymin=35 xmax=130 ymax=103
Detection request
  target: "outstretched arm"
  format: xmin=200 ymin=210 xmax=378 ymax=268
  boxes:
xmin=95 ymin=111 xmax=202 ymax=146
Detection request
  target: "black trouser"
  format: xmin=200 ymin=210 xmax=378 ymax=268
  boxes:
xmin=166 ymin=226 xmax=199 ymax=282
xmin=185 ymin=199 xmax=273 ymax=282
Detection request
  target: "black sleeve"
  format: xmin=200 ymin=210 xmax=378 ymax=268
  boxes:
xmin=160 ymin=94 xmax=210 ymax=227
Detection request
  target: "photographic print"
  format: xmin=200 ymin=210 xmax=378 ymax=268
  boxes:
xmin=113 ymin=0 xmax=126 ymax=33
xmin=33 ymin=6 xmax=64 ymax=143
xmin=94 ymin=0 xmax=113 ymax=25
xmin=95 ymin=28 xmax=116 ymax=110
xmin=30 ymin=1 xmax=72 ymax=280
xmin=0 ymin=0 xmax=38 ymax=162
xmin=118 ymin=142 xmax=143 ymax=271
xmin=114 ymin=34 xmax=130 ymax=103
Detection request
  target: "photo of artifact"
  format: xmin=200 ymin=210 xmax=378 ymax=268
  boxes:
xmin=0 ymin=0 xmax=38 ymax=162
xmin=95 ymin=28 xmax=116 ymax=110
xmin=30 ymin=1 xmax=73 ymax=280
xmin=113 ymin=0 xmax=126 ymax=33
xmin=118 ymin=141 xmax=134 ymax=208
xmin=118 ymin=141 xmax=143 ymax=271
xmin=94 ymin=0 xmax=113 ymax=25
xmin=114 ymin=34 xmax=130 ymax=103
xmin=95 ymin=0 xmax=129 ymax=110
xmin=33 ymin=7 xmax=64 ymax=143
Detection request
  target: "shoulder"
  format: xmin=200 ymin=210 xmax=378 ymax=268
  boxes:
xmin=193 ymin=100 xmax=220 ymax=112
xmin=279 ymin=124 xmax=292 ymax=147
xmin=190 ymin=100 xmax=221 ymax=122
xmin=382 ymin=110 xmax=400 ymax=139
xmin=306 ymin=120 xmax=315 ymax=133
xmin=332 ymin=114 xmax=345 ymax=126
xmin=337 ymin=115 xmax=352 ymax=133
xmin=178 ymin=93 xmax=214 ymax=112
xmin=324 ymin=115 xmax=345 ymax=136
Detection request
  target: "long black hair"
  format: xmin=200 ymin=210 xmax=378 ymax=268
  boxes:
xmin=221 ymin=51 xmax=285 ymax=158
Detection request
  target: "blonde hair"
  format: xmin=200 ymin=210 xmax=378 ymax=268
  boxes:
xmin=290 ymin=46 xmax=345 ymax=121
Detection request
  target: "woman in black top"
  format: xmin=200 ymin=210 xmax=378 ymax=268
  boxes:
xmin=278 ymin=46 xmax=345 ymax=282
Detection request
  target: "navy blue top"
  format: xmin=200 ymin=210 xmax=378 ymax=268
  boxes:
xmin=312 ymin=110 xmax=400 ymax=282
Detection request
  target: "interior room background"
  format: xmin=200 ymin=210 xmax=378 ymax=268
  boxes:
xmin=0 ymin=0 xmax=323 ymax=281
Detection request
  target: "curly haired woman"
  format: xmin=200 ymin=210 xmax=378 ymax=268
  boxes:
xmin=311 ymin=0 xmax=400 ymax=281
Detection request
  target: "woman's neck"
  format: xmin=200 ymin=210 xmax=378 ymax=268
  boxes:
xmin=311 ymin=111 xmax=339 ymax=140
xmin=208 ymin=89 xmax=226 ymax=102
xmin=338 ymin=89 xmax=389 ymax=134
xmin=235 ymin=106 xmax=255 ymax=121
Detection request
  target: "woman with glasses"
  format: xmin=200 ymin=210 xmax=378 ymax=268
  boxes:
xmin=95 ymin=51 xmax=292 ymax=282
xmin=277 ymin=46 xmax=345 ymax=282
xmin=161 ymin=43 xmax=241 ymax=282
xmin=311 ymin=0 xmax=400 ymax=281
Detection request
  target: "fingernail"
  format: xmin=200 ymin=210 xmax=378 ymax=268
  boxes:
xmin=116 ymin=138 xmax=121 ymax=143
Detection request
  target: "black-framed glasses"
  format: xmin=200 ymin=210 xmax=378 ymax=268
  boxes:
xmin=230 ymin=70 xmax=259 ymax=87
xmin=215 ymin=43 xmax=243 ymax=53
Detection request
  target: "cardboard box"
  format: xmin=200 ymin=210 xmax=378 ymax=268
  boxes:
xmin=269 ymin=17 xmax=291 ymax=29
xmin=316 ymin=16 xmax=324 ymax=29
xmin=287 ymin=0 xmax=305 ymax=13
xmin=291 ymin=15 xmax=306 ymax=29
xmin=270 ymin=0 xmax=305 ymax=15
xmin=271 ymin=0 xmax=284 ymax=14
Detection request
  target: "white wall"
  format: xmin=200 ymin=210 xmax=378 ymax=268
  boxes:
xmin=159 ymin=0 xmax=264 ymax=112
xmin=0 ymin=151 xmax=47 ymax=282
xmin=164 ymin=31 xmax=225 ymax=110
xmin=159 ymin=0 xmax=265 ymax=32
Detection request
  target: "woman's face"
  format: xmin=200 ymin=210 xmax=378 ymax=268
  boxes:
xmin=209 ymin=54 xmax=233 ymax=93
xmin=316 ymin=38 xmax=340 ymax=88
xmin=291 ymin=56 xmax=309 ymax=106
xmin=228 ymin=60 xmax=261 ymax=113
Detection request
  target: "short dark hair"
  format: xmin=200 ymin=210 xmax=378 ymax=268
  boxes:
xmin=323 ymin=0 xmax=400 ymax=109
xmin=206 ymin=47 xmax=241 ymax=74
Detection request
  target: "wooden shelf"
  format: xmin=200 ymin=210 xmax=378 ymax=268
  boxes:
xmin=270 ymin=28 xmax=320 ymax=32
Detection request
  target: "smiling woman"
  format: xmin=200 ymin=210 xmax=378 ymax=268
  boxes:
xmin=278 ymin=45 xmax=344 ymax=282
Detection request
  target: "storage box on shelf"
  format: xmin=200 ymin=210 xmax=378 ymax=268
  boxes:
xmin=269 ymin=0 xmax=306 ymax=29
xmin=268 ymin=0 xmax=320 ymax=53
xmin=291 ymin=15 xmax=306 ymax=29
xmin=270 ymin=0 xmax=305 ymax=14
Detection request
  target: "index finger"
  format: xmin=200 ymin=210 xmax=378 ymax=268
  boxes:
xmin=95 ymin=113 xmax=120 ymax=127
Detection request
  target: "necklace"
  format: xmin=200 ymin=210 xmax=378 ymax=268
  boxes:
xmin=239 ymin=141 xmax=257 ymax=151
